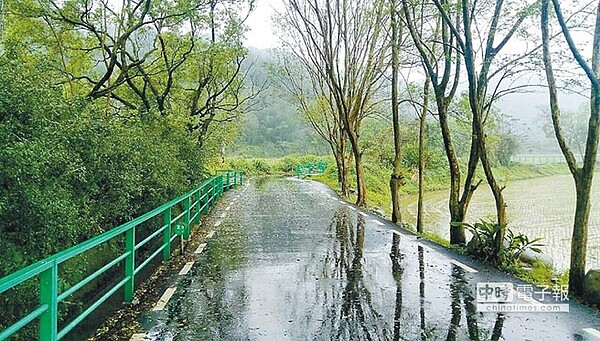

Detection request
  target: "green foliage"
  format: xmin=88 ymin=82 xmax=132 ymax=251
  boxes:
xmin=224 ymin=155 xmax=330 ymax=176
xmin=517 ymin=260 xmax=569 ymax=288
xmin=232 ymin=49 xmax=328 ymax=157
xmin=499 ymin=228 xmax=544 ymax=270
xmin=0 ymin=43 xmax=211 ymax=337
xmin=523 ymin=260 xmax=553 ymax=284
xmin=419 ymin=232 xmax=452 ymax=248
xmin=459 ymin=220 xmax=543 ymax=272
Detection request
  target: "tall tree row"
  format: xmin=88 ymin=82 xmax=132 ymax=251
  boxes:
xmin=402 ymin=0 xmax=473 ymax=243
xmin=279 ymin=0 xmax=600 ymax=298
xmin=541 ymin=0 xmax=600 ymax=296
xmin=443 ymin=0 xmax=538 ymax=253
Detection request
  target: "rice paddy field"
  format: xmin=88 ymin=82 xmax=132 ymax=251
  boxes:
xmin=402 ymin=173 xmax=600 ymax=272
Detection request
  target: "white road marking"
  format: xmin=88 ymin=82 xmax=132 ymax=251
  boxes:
xmin=214 ymin=220 xmax=222 ymax=227
xmin=358 ymin=212 xmax=367 ymax=217
xmin=416 ymin=242 xmax=431 ymax=250
xmin=220 ymin=212 xmax=227 ymax=218
xmin=347 ymin=205 xmax=356 ymax=210
xmin=390 ymin=230 xmax=403 ymax=236
xmin=583 ymin=328 xmax=600 ymax=339
xmin=225 ymin=206 xmax=231 ymax=211
xmin=450 ymin=260 xmax=478 ymax=273
xmin=194 ymin=243 xmax=206 ymax=254
xmin=152 ymin=287 xmax=177 ymax=311
xmin=206 ymin=231 xmax=215 ymax=239
xmin=372 ymin=220 xmax=385 ymax=226
xmin=178 ymin=261 xmax=195 ymax=275
xmin=130 ymin=333 xmax=147 ymax=341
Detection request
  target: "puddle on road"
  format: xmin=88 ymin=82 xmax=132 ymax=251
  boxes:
xmin=139 ymin=177 xmax=596 ymax=341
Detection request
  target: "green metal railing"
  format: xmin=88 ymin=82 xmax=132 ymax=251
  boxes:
xmin=296 ymin=161 xmax=326 ymax=178
xmin=0 ymin=170 xmax=243 ymax=341
xmin=217 ymin=169 xmax=244 ymax=190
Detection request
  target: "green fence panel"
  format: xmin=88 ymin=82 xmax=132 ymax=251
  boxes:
xmin=296 ymin=162 xmax=327 ymax=178
xmin=0 ymin=170 xmax=244 ymax=340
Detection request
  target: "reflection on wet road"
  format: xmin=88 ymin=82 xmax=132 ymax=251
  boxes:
xmin=141 ymin=177 xmax=600 ymax=340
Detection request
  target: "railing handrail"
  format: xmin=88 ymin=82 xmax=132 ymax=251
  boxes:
xmin=296 ymin=161 xmax=326 ymax=178
xmin=0 ymin=169 xmax=243 ymax=341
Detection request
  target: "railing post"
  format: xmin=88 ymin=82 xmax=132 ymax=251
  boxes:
xmin=124 ymin=226 xmax=135 ymax=302
xmin=233 ymin=171 xmax=237 ymax=187
xmin=214 ymin=178 xmax=218 ymax=203
xmin=184 ymin=196 xmax=190 ymax=240
xmin=219 ymin=176 xmax=223 ymax=197
xmin=163 ymin=208 xmax=172 ymax=261
xmin=193 ymin=189 xmax=201 ymax=224
xmin=202 ymin=186 xmax=209 ymax=214
xmin=39 ymin=261 xmax=58 ymax=341
xmin=226 ymin=172 xmax=230 ymax=191
xmin=209 ymin=179 xmax=215 ymax=206
xmin=240 ymin=172 xmax=243 ymax=185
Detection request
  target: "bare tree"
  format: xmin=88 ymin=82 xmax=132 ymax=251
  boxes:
xmin=541 ymin=0 xmax=600 ymax=297
xmin=390 ymin=0 xmax=403 ymax=223
xmin=276 ymin=53 xmax=350 ymax=195
xmin=416 ymin=78 xmax=431 ymax=233
xmin=278 ymin=0 xmax=389 ymax=206
xmin=401 ymin=0 xmax=474 ymax=244
xmin=436 ymin=0 xmax=539 ymax=254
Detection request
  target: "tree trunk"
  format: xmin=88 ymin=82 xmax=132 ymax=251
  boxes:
xmin=390 ymin=176 xmax=402 ymax=223
xmin=390 ymin=0 xmax=402 ymax=224
xmin=340 ymin=135 xmax=350 ymax=197
xmin=478 ymin=135 xmax=507 ymax=253
xmin=449 ymin=210 xmax=466 ymax=245
xmin=348 ymin=130 xmax=367 ymax=206
xmin=335 ymin=155 xmax=343 ymax=184
xmin=569 ymin=175 xmax=593 ymax=296
xmin=434 ymin=96 xmax=477 ymax=244
xmin=417 ymin=79 xmax=430 ymax=233
xmin=330 ymin=135 xmax=349 ymax=197
xmin=334 ymin=151 xmax=349 ymax=196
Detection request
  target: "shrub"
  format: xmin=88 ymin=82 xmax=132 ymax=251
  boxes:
xmin=459 ymin=220 xmax=543 ymax=272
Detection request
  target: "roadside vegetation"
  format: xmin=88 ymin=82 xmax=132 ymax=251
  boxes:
xmin=0 ymin=0 xmax=254 ymax=337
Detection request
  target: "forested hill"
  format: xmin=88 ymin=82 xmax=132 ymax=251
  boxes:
xmin=232 ymin=48 xmax=328 ymax=157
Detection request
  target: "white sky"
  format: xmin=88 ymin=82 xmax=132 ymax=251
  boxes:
xmin=245 ymin=0 xmax=283 ymax=49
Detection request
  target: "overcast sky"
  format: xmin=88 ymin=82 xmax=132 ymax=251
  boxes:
xmin=243 ymin=0 xmax=588 ymax=133
xmin=245 ymin=0 xmax=282 ymax=49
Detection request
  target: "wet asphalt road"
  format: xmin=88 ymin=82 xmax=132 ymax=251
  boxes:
xmin=140 ymin=176 xmax=600 ymax=340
